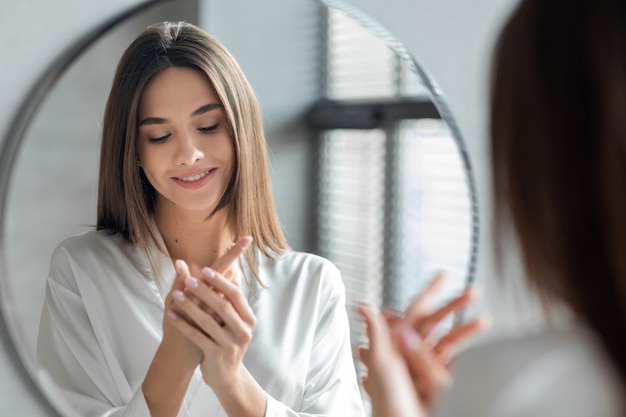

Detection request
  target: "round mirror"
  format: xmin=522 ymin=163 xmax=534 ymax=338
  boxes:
xmin=0 ymin=0 xmax=478 ymax=415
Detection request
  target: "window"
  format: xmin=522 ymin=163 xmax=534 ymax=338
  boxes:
xmin=311 ymin=6 xmax=477 ymax=396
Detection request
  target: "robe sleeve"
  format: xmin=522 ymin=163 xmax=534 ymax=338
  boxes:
xmin=36 ymin=245 xmax=153 ymax=417
xmin=264 ymin=263 xmax=366 ymax=417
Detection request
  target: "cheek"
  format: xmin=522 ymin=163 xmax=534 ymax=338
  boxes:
xmin=139 ymin=166 xmax=158 ymax=192
xmin=138 ymin=144 xmax=168 ymax=172
xmin=137 ymin=152 xmax=162 ymax=187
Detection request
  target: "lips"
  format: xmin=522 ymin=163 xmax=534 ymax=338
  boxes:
xmin=172 ymin=168 xmax=217 ymax=190
xmin=179 ymin=170 xmax=211 ymax=182
xmin=174 ymin=168 xmax=216 ymax=182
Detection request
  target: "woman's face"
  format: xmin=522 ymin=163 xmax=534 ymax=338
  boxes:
xmin=137 ymin=66 xmax=234 ymax=216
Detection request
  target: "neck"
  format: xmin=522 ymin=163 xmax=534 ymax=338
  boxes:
xmin=154 ymin=203 xmax=236 ymax=278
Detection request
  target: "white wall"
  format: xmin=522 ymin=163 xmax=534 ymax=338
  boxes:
xmin=0 ymin=0 xmax=539 ymax=415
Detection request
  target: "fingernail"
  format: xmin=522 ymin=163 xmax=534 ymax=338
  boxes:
xmin=175 ymin=260 xmax=183 ymax=275
xmin=202 ymin=267 xmax=215 ymax=279
xmin=173 ymin=290 xmax=185 ymax=302
xmin=167 ymin=310 xmax=178 ymax=320
xmin=185 ymin=277 xmax=198 ymax=289
xmin=240 ymin=236 xmax=253 ymax=248
xmin=401 ymin=327 xmax=421 ymax=350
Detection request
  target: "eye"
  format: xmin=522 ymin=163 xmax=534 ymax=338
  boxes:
xmin=148 ymin=133 xmax=171 ymax=144
xmin=199 ymin=123 xmax=219 ymax=134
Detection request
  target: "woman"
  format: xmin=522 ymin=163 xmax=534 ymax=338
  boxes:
xmin=359 ymin=1 xmax=626 ymax=416
xmin=37 ymin=21 xmax=365 ymax=417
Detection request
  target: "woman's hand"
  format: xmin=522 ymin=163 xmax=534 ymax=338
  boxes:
xmin=359 ymin=272 xmax=490 ymax=413
xmin=358 ymin=305 xmax=427 ymax=417
xmin=142 ymin=260 xmax=208 ymax=417
xmin=168 ymin=265 xmax=257 ymax=392
xmin=384 ymin=271 xmax=489 ymax=365
xmin=180 ymin=237 xmax=251 ymax=326
xmin=168 ymin=266 xmax=265 ymax=416
xmin=160 ymin=259 xmax=205 ymax=370
xmin=167 ymin=241 xmax=265 ymax=417
xmin=160 ymin=237 xmax=253 ymax=368
xmin=159 ymin=236 xmax=253 ymax=372
xmin=142 ymin=237 xmax=254 ymax=417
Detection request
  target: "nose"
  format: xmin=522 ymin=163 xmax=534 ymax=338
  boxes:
xmin=174 ymin=131 xmax=204 ymax=166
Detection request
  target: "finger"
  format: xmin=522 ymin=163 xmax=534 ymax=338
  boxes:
xmin=223 ymin=268 xmax=241 ymax=287
xmin=210 ymin=236 xmax=253 ymax=275
xmin=357 ymin=346 xmax=370 ymax=364
xmin=202 ymin=267 xmax=255 ymax=327
xmin=357 ymin=304 xmax=393 ymax=358
xmin=166 ymin=260 xmax=191 ymax=308
xmin=174 ymin=259 xmax=191 ymax=289
xmin=360 ymin=375 xmax=372 ymax=397
xmin=382 ymin=309 xmax=402 ymax=327
xmin=409 ymin=286 xmax=480 ymax=337
xmin=394 ymin=325 xmax=450 ymax=405
xmin=171 ymin=289 xmax=229 ymax=345
xmin=166 ymin=308 xmax=215 ymax=352
xmin=433 ymin=315 xmax=491 ymax=364
xmin=182 ymin=276 xmax=225 ymax=325
xmin=357 ymin=304 xmax=383 ymax=343
xmin=356 ymin=305 xmax=385 ymax=373
xmin=403 ymin=271 xmax=447 ymax=319
xmin=183 ymin=284 xmax=222 ymax=324
xmin=176 ymin=262 xmax=222 ymax=323
xmin=414 ymin=270 xmax=447 ymax=305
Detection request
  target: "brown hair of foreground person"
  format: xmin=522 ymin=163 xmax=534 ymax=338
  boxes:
xmin=491 ymin=0 xmax=626 ymax=390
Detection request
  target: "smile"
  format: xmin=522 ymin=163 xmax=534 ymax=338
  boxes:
xmin=178 ymin=170 xmax=213 ymax=182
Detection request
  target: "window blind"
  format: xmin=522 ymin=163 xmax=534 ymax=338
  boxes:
xmin=316 ymin=6 xmax=476 ymax=383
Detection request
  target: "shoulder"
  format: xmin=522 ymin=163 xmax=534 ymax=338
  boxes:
xmin=258 ymin=250 xmax=345 ymax=296
xmin=268 ymin=250 xmax=340 ymax=275
xmin=435 ymin=326 xmax=623 ymax=417
xmin=49 ymin=230 xmax=135 ymax=287
xmin=52 ymin=230 xmax=130 ymax=263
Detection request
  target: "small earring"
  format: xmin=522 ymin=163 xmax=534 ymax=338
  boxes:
xmin=137 ymin=159 xmax=142 ymax=167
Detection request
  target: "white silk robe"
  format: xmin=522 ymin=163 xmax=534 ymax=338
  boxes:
xmin=37 ymin=230 xmax=365 ymax=417
xmin=434 ymin=325 xmax=622 ymax=417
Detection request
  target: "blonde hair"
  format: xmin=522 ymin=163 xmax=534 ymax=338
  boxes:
xmin=97 ymin=21 xmax=288 ymax=283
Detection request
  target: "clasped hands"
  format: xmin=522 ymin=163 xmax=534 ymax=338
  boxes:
xmin=162 ymin=236 xmax=256 ymax=391
xmin=358 ymin=272 xmax=490 ymax=417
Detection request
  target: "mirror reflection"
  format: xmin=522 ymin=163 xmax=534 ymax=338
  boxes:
xmin=3 ymin=0 xmax=476 ymax=415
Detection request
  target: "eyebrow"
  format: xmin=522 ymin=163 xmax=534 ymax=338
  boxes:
xmin=138 ymin=103 xmax=222 ymax=127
